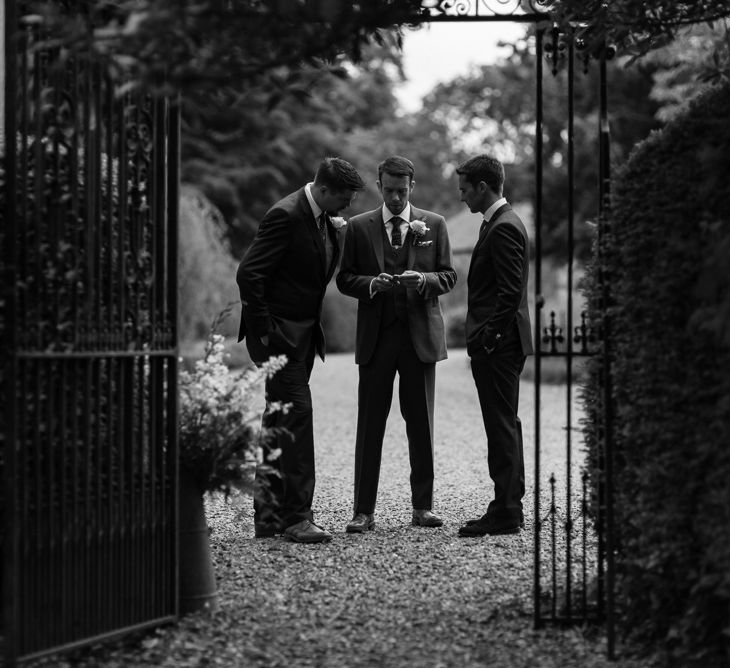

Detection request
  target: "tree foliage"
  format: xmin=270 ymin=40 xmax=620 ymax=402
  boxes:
xmin=179 ymin=40 xmax=422 ymax=254
xmin=23 ymin=0 xmax=427 ymax=97
xmin=554 ymin=0 xmax=730 ymax=69
xmin=419 ymin=34 xmax=662 ymax=260
xmin=643 ymin=21 xmax=730 ymax=121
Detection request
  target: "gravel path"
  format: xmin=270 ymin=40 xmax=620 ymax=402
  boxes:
xmin=39 ymin=351 xmax=644 ymax=668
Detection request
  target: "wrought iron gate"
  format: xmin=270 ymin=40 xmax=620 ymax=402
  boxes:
xmin=531 ymin=24 xmax=615 ymax=655
xmin=425 ymin=1 xmax=616 ymax=658
xmin=2 ymin=1 xmax=180 ymax=664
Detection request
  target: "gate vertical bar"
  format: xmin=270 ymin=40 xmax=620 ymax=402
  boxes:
xmin=168 ymin=95 xmax=181 ymax=616
xmin=3 ymin=0 xmax=20 ymax=665
xmin=598 ymin=47 xmax=616 ymax=660
xmin=532 ymin=24 xmax=544 ymax=630
xmin=564 ymin=29 xmax=575 ymax=621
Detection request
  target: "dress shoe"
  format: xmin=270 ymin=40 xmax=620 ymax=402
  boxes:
xmin=459 ymin=514 xmax=520 ymax=537
xmin=465 ymin=512 xmax=525 ymax=530
xmin=346 ymin=513 xmax=375 ymax=533
xmin=284 ymin=519 xmax=333 ymax=544
xmin=254 ymin=523 xmax=282 ymax=538
xmin=412 ymin=509 xmax=443 ymax=528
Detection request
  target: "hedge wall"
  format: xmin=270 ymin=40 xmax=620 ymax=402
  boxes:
xmin=582 ymin=81 xmax=730 ymax=666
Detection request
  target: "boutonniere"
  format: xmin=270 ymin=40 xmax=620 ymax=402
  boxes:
xmin=409 ymin=218 xmax=432 ymax=246
xmin=409 ymin=218 xmax=429 ymax=238
xmin=330 ymin=216 xmax=347 ymax=230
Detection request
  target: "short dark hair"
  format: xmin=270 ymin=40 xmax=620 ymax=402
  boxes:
xmin=456 ymin=155 xmax=504 ymax=194
xmin=377 ymin=155 xmax=415 ymax=183
xmin=314 ymin=157 xmax=365 ymax=192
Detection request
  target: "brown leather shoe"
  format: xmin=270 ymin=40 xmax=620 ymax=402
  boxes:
xmin=412 ymin=509 xmax=443 ymax=527
xmin=284 ymin=519 xmax=332 ymax=543
xmin=346 ymin=513 xmax=375 ymax=533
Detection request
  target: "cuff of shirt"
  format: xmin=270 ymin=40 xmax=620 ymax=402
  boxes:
xmin=369 ymin=278 xmax=377 ymax=299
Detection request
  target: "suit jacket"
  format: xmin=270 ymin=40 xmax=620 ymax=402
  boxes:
xmin=466 ymin=203 xmax=533 ymax=357
xmin=236 ymin=187 xmax=341 ymax=364
xmin=336 ymin=206 xmax=457 ymax=365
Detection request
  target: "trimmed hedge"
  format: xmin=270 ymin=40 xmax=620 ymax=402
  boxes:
xmin=582 ymin=81 xmax=730 ymax=666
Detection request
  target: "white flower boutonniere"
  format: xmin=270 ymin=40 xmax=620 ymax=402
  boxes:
xmin=410 ymin=218 xmax=433 ymax=247
xmin=330 ymin=216 xmax=347 ymax=230
xmin=409 ymin=219 xmax=429 ymax=237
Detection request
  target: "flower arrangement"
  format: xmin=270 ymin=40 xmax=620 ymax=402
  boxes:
xmin=409 ymin=218 xmax=429 ymax=237
xmin=179 ymin=309 xmax=288 ymax=496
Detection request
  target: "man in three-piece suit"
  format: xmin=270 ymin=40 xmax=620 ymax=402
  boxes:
xmin=455 ymin=154 xmax=533 ymax=537
xmin=336 ymin=156 xmax=457 ymax=533
xmin=237 ymin=157 xmax=365 ymax=544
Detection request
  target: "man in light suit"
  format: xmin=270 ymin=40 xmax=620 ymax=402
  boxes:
xmin=237 ymin=156 xmax=365 ymax=543
xmin=455 ymin=154 xmax=533 ymax=537
xmin=336 ymin=156 xmax=457 ymax=533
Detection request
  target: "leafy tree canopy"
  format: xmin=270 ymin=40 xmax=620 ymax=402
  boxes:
xmin=23 ymin=0 xmax=428 ymax=97
xmin=553 ymin=0 xmax=730 ymax=70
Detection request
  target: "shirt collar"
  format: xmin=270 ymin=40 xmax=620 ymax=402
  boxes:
xmin=305 ymin=182 xmax=323 ymax=219
xmin=382 ymin=203 xmax=411 ymax=225
xmin=483 ymin=197 xmax=507 ymax=223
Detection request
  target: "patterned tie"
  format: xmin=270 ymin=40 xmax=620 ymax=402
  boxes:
xmin=390 ymin=216 xmax=403 ymax=248
xmin=318 ymin=212 xmax=328 ymax=243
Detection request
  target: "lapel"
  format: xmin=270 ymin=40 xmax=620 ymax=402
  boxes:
xmin=368 ymin=211 xmax=385 ymax=273
xmin=406 ymin=207 xmax=419 ymax=270
xmin=467 ymin=203 xmax=512 ymax=282
xmin=297 ymin=189 xmax=329 ymax=276
xmin=324 ymin=218 xmax=341 ymax=281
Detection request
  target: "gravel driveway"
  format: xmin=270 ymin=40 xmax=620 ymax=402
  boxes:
xmin=39 ymin=350 xmax=643 ymax=668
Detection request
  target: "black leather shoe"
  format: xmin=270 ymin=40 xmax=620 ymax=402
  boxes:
xmin=284 ymin=519 xmax=333 ymax=543
xmin=412 ymin=509 xmax=443 ymax=527
xmin=459 ymin=514 xmax=520 ymax=537
xmin=346 ymin=513 xmax=375 ymax=533
xmin=254 ymin=522 xmax=283 ymax=538
xmin=465 ymin=514 xmax=525 ymax=530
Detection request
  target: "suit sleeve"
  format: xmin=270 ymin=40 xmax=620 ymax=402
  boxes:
xmin=336 ymin=222 xmax=377 ymax=302
xmin=481 ymin=223 xmax=527 ymax=348
xmin=420 ymin=217 xmax=457 ymax=299
xmin=236 ymin=207 xmax=290 ymax=338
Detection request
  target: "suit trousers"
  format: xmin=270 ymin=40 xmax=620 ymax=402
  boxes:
xmin=254 ymin=343 xmax=316 ymax=529
xmin=470 ymin=340 xmax=526 ymax=522
xmin=353 ymin=320 xmax=436 ymax=514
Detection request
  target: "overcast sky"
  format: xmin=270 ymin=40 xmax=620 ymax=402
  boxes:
xmin=396 ymin=21 xmax=527 ymax=113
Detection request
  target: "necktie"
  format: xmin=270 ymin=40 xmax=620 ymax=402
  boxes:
xmin=318 ymin=212 xmax=328 ymax=243
xmin=390 ymin=216 xmax=403 ymax=248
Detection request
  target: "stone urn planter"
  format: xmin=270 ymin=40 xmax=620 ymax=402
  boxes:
xmin=178 ymin=466 xmax=219 ymax=614
xmin=177 ymin=322 xmax=288 ymax=617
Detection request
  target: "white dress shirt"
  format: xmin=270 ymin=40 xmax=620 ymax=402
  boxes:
xmin=483 ymin=197 xmax=507 ymax=224
xmin=383 ymin=203 xmax=412 ymax=245
xmin=304 ymin=182 xmax=322 ymax=219
xmin=369 ymin=203 xmax=425 ymax=297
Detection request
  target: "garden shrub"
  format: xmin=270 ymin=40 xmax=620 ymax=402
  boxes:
xmin=179 ymin=185 xmax=240 ymax=342
xmin=582 ymin=81 xmax=730 ymax=667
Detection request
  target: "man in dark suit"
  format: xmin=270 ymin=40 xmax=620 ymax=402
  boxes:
xmin=237 ymin=157 xmax=365 ymax=543
xmin=336 ymin=156 xmax=457 ymax=533
xmin=455 ymin=154 xmax=533 ymax=537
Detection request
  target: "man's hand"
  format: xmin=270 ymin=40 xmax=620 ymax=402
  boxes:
xmin=371 ymin=273 xmax=396 ymax=293
xmin=394 ymin=270 xmax=425 ymax=289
